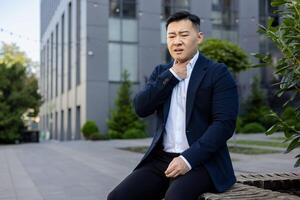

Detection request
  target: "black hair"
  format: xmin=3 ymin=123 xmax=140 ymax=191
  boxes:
xmin=165 ymin=11 xmax=200 ymax=31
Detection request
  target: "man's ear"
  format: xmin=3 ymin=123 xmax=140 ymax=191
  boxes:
xmin=197 ymin=32 xmax=204 ymax=44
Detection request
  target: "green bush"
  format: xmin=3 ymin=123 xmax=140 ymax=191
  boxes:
xmin=107 ymin=130 xmax=121 ymax=139
xmin=238 ymin=76 xmax=275 ymax=131
xmin=123 ymin=129 xmax=146 ymax=139
xmin=199 ymin=38 xmax=250 ymax=74
xmin=0 ymin=130 xmax=21 ymax=144
xmin=240 ymin=122 xmax=266 ymax=133
xmin=81 ymin=120 xmax=99 ymax=140
xmin=235 ymin=117 xmax=243 ymax=133
xmin=107 ymin=70 xmax=146 ymax=139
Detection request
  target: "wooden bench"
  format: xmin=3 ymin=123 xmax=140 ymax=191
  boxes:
xmin=200 ymin=172 xmax=300 ymax=200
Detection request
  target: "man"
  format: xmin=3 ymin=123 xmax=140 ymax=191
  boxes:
xmin=107 ymin=11 xmax=238 ymax=200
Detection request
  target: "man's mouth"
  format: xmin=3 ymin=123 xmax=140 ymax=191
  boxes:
xmin=174 ymin=49 xmax=184 ymax=54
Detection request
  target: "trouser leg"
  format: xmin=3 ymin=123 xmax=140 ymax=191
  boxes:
xmin=164 ymin=164 xmax=215 ymax=200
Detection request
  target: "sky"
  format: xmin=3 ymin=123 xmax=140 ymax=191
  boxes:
xmin=0 ymin=0 xmax=40 ymax=62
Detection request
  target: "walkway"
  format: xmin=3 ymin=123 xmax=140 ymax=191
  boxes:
xmin=0 ymin=133 xmax=298 ymax=200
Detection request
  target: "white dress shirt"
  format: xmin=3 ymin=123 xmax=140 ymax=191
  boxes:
xmin=163 ymin=51 xmax=199 ymax=169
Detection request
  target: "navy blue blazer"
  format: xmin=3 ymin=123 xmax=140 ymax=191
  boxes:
xmin=133 ymin=53 xmax=239 ymax=192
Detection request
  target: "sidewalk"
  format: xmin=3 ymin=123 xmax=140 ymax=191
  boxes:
xmin=0 ymin=133 xmax=298 ymax=200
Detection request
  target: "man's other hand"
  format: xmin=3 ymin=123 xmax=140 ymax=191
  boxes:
xmin=165 ymin=156 xmax=190 ymax=178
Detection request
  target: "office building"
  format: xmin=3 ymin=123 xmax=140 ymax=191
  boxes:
xmin=39 ymin=0 xmax=276 ymax=140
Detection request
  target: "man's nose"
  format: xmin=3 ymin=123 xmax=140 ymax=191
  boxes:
xmin=173 ymin=36 xmax=182 ymax=45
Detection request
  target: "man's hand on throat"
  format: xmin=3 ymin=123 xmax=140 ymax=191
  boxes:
xmin=171 ymin=60 xmax=189 ymax=79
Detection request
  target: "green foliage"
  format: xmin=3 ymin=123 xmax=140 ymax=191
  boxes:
xmin=123 ymin=128 xmax=146 ymax=139
xmin=240 ymin=122 xmax=267 ymax=134
xmin=257 ymin=0 xmax=300 ymax=167
xmin=81 ymin=120 xmax=99 ymax=139
xmin=0 ymin=43 xmax=42 ymax=144
xmin=107 ymin=70 xmax=146 ymax=139
xmin=238 ymin=76 xmax=275 ymax=133
xmin=235 ymin=117 xmax=243 ymax=133
xmin=0 ymin=42 xmax=31 ymax=67
xmin=199 ymin=38 xmax=250 ymax=74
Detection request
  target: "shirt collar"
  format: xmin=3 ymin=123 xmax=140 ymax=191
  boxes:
xmin=172 ymin=51 xmax=199 ymax=68
xmin=188 ymin=51 xmax=199 ymax=71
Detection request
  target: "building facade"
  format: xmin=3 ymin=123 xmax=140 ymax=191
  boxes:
xmin=39 ymin=0 xmax=274 ymax=140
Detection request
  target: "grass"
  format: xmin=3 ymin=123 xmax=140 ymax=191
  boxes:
xmin=228 ymin=139 xmax=288 ymax=148
xmin=118 ymin=146 xmax=148 ymax=154
xmin=270 ymin=136 xmax=286 ymax=141
xmin=228 ymin=146 xmax=281 ymax=155
xmin=119 ymin=145 xmax=281 ymax=155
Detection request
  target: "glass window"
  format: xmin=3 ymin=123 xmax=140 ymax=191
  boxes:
xmin=122 ymin=44 xmax=137 ymax=81
xmin=109 ymin=18 xmax=121 ymax=41
xmin=122 ymin=19 xmax=137 ymax=42
xmin=211 ymin=0 xmax=238 ymax=30
xmin=109 ymin=43 xmax=121 ymax=81
xmin=109 ymin=0 xmax=137 ymax=42
xmin=211 ymin=0 xmax=238 ymax=42
xmin=110 ymin=0 xmax=136 ymax=18
xmin=161 ymin=0 xmax=190 ymax=20
xmin=110 ymin=0 xmax=121 ymax=17
xmin=109 ymin=43 xmax=138 ymax=81
xmin=123 ymin=0 xmax=136 ymax=18
xmin=108 ymin=0 xmax=137 ymax=82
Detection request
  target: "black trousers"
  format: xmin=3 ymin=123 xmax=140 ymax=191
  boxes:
xmin=107 ymin=147 xmax=215 ymax=200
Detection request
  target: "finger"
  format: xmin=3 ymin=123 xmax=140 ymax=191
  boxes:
xmin=165 ymin=163 xmax=175 ymax=175
xmin=166 ymin=169 xmax=180 ymax=178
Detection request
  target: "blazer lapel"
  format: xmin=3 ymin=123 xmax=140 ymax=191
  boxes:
xmin=162 ymin=62 xmax=174 ymax=123
xmin=186 ymin=54 xmax=209 ymax=125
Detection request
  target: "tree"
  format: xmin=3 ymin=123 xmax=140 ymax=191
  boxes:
xmin=199 ymin=38 xmax=250 ymax=74
xmin=107 ymin=70 xmax=146 ymax=139
xmin=0 ymin=43 xmax=42 ymax=143
xmin=238 ymin=76 xmax=275 ymax=133
xmin=0 ymin=43 xmax=31 ymax=67
xmin=256 ymin=0 xmax=300 ymax=167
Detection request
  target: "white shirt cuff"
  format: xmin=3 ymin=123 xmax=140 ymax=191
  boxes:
xmin=179 ymin=155 xmax=192 ymax=170
xmin=169 ymin=68 xmax=182 ymax=81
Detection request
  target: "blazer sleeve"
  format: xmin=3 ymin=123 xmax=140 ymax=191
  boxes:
xmin=181 ymin=64 xmax=239 ymax=168
xmin=134 ymin=65 xmax=179 ymax=118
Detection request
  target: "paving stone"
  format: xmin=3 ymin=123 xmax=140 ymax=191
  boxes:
xmin=0 ymin=134 xmax=298 ymax=200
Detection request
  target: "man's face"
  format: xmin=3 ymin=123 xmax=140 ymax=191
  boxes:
xmin=167 ymin=19 xmax=203 ymax=63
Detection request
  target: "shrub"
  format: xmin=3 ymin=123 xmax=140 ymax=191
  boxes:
xmin=235 ymin=117 xmax=243 ymax=133
xmin=256 ymin=0 xmax=300 ymax=167
xmin=81 ymin=120 xmax=99 ymax=140
xmin=107 ymin=70 xmax=146 ymax=139
xmin=108 ymin=130 xmax=122 ymax=139
xmin=238 ymin=76 xmax=275 ymax=131
xmin=240 ymin=122 xmax=266 ymax=133
xmin=199 ymin=38 xmax=250 ymax=74
xmin=123 ymin=129 xmax=146 ymax=139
